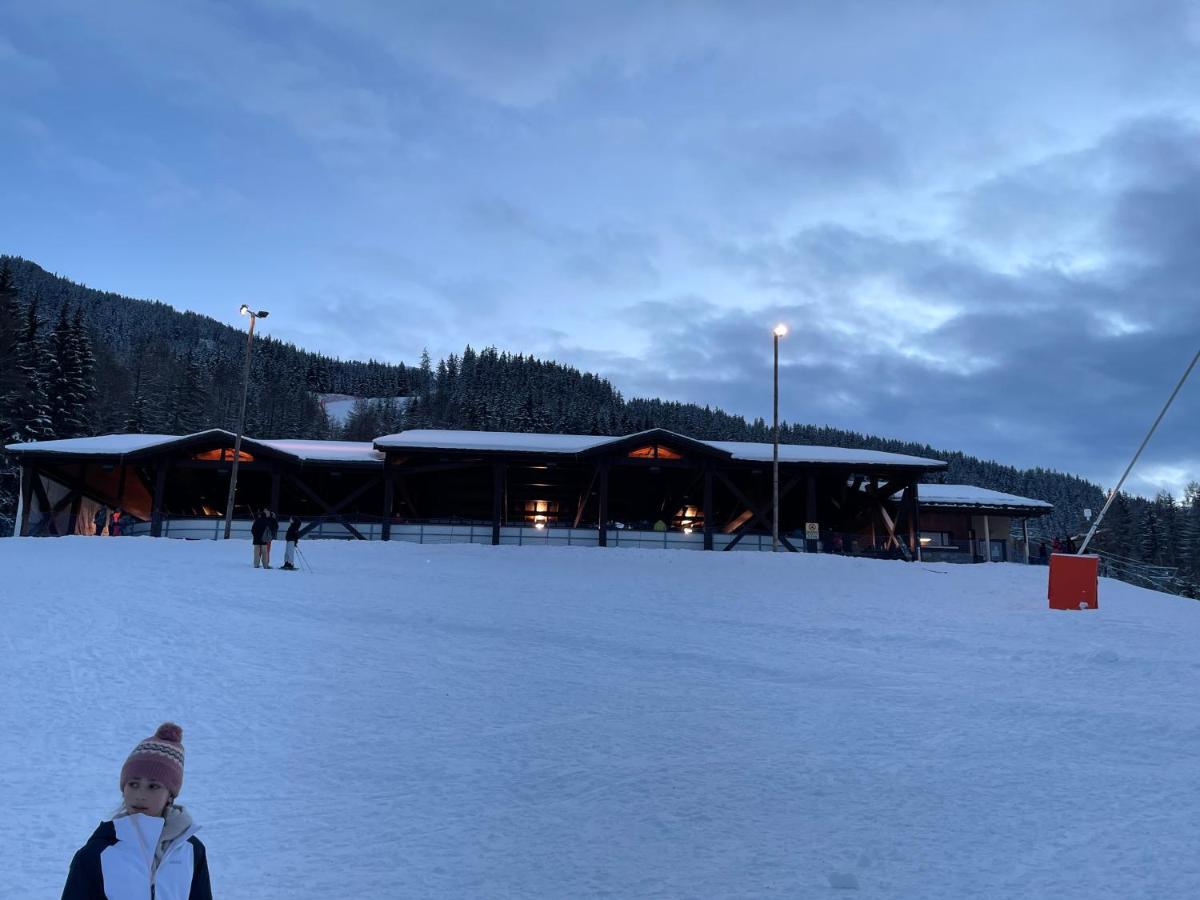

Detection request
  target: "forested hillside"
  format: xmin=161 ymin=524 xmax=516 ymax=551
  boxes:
xmin=1 ymin=255 xmax=1197 ymax=597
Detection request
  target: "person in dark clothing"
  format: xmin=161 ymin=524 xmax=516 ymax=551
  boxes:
xmin=282 ymin=515 xmax=301 ymax=570
xmin=1038 ymin=541 xmax=1048 ymax=564
xmin=61 ymin=722 xmax=213 ymax=900
xmin=263 ymin=510 xmax=279 ymax=568
xmin=251 ymin=510 xmax=270 ymax=568
xmin=93 ymin=505 xmax=108 ymax=536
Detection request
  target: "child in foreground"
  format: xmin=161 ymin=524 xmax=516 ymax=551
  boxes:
xmin=62 ymin=722 xmax=212 ymax=899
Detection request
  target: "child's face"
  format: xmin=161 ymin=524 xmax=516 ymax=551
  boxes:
xmin=122 ymin=777 xmax=171 ymax=817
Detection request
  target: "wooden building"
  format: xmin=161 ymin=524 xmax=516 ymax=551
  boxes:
xmin=1 ymin=427 xmax=1010 ymax=557
xmin=910 ymin=484 xmax=1053 ymax=563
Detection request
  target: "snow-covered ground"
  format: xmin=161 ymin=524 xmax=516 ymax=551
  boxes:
xmin=3 ymin=538 xmax=1199 ymax=898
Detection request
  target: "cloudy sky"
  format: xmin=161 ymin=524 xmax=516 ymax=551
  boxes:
xmin=2 ymin=1 xmax=1199 ymax=497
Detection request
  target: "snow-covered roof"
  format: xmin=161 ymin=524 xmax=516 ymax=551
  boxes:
xmin=704 ymin=440 xmax=944 ymax=467
xmin=7 ymin=428 xmax=947 ymax=471
xmin=374 ymin=429 xmax=618 ymax=455
xmin=375 ymin=428 xmax=947 ymax=469
xmin=3 ymin=433 xmax=184 ymax=456
xmin=911 ymin=484 xmax=1053 ymax=511
xmin=5 ymin=431 xmax=383 ymax=465
xmin=257 ymin=439 xmax=382 ymax=463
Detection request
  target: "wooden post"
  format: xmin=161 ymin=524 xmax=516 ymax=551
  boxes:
xmin=982 ymin=514 xmax=991 ymax=563
xmin=906 ymin=484 xmax=917 ymax=559
xmin=116 ymin=463 xmax=127 ymax=511
xmin=597 ymin=462 xmax=609 ymax=547
xmin=270 ymin=464 xmax=281 ymax=516
xmin=18 ymin=465 xmax=33 ymax=536
xmin=703 ymin=466 xmax=714 ymax=551
xmin=913 ymin=484 xmax=923 ymax=562
xmin=491 ymin=463 xmax=504 ymax=546
xmin=68 ymin=488 xmax=83 ymax=535
xmin=150 ymin=460 xmax=169 ymax=537
xmin=1022 ymin=518 xmax=1030 ymax=564
xmin=805 ymin=470 xmax=817 ymax=552
xmin=382 ymin=465 xmax=394 ymax=541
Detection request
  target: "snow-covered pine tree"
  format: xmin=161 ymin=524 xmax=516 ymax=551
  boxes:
xmin=12 ymin=300 xmax=54 ymax=443
xmin=0 ymin=261 xmax=24 ymax=535
xmin=166 ymin=350 xmax=210 ymax=434
xmin=47 ymin=305 xmax=95 ymax=438
xmin=71 ymin=306 xmax=96 ymax=433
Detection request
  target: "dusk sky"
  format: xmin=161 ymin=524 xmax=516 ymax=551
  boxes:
xmin=2 ymin=1 xmax=1198 ymax=497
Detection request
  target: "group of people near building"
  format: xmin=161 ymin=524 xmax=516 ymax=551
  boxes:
xmin=250 ymin=509 xmax=302 ymax=570
xmin=91 ymin=505 xmax=125 ymax=536
xmin=1036 ymin=536 xmax=1079 ymax=562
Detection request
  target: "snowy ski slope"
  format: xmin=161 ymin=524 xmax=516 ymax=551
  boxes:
xmin=2 ymin=537 xmax=1198 ymax=898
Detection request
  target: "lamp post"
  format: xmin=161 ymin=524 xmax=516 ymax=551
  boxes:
xmin=772 ymin=323 xmax=788 ymax=552
xmin=222 ymin=305 xmax=270 ymax=540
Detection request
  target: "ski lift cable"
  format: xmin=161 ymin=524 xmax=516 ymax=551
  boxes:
xmin=1078 ymin=344 xmax=1200 ymax=555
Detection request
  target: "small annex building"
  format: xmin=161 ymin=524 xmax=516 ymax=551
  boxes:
xmin=910 ymin=484 xmax=1053 ymax=563
xmin=5 ymin=427 xmax=1051 ymax=561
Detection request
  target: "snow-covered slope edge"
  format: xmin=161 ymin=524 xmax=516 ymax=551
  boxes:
xmin=2 ymin=538 xmax=1198 ymax=899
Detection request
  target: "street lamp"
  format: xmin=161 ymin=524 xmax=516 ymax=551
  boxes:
xmin=772 ymin=323 xmax=788 ymax=552
xmin=222 ymin=305 xmax=270 ymax=539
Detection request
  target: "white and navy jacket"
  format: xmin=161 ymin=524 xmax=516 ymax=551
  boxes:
xmin=62 ymin=813 xmax=212 ymax=900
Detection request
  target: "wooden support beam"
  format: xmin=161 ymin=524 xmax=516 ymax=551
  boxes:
xmin=18 ymin=464 xmax=34 ymax=536
xmin=382 ymin=466 xmax=394 ymax=542
xmin=27 ymin=463 xmax=122 ymax=515
xmin=68 ymin=466 xmax=84 ymax=534
xmin=703 ymin=466 xmax=713 ymax=551
xmin=715 ymin=471 xmax=798 ymax=552
xmin=150 ymin=460 xmax=169 ymax=537
xmin=805 ymin=471 xmax=818 ymax=552
xmin=906 ymin=484 xmax=918 ymax=559
xmin=116 ymin=464 xmax=127 ymax=512
xmin=30 ymin=472 xmax=57 ymax=536
xmin=290 ymin=474 xmax=381 ymax=540
xmin=597 ymin=462 xmax=609 ymax=547
xmin=878 ymin=502 xmax=898 ymax=548
xmin=491 ymin=463 xmax=505 ymax=546
xmin=396 ymin=476 xmax=419 ymax=519
xmin=270 ymin=464 xmax=281 ymax=514
xmin=573 ymin=465 xmax=599 ymax=529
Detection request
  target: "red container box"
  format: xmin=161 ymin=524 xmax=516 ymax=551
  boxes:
xmin=1048 ymin=553 xmax=1099 ymax=610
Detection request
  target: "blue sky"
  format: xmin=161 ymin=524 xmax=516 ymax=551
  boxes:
xmin=2 ymin=1 xmax=1199 ymax=498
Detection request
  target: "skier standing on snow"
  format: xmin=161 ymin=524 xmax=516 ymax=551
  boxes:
xmin=264 ymin=509 xmax=280 ymax=568
xmin=251 ymin=509 xmax=270 ymax=568
xmin=61 ymin=722 xmax=213 ymax=900
xmin=281 ymin=515 xmax=301 ymax=570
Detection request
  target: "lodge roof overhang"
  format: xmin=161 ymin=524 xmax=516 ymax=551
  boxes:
xmin=375 ymin=428 xmax=948 ymax=474
xmin=919 ymin=502 xmax=1054 ymax=518
xmin=6 ymin=430 xmax=384 ymax=469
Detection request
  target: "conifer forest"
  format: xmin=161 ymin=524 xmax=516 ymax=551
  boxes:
xmin=2 ymin=255 xmax=1198 ymax=597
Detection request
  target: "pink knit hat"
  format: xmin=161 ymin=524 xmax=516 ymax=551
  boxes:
xmin=119 ymin=722 xmax=186 ymax=798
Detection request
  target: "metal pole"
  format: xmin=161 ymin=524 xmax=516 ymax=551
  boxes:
xmin=1078 ymin=345 xmax=1200 ymax=554
xmin=222 ymin=315 xmax=257 ymax=539
xmin=772 ymin=331 xmax=780 ymax=553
